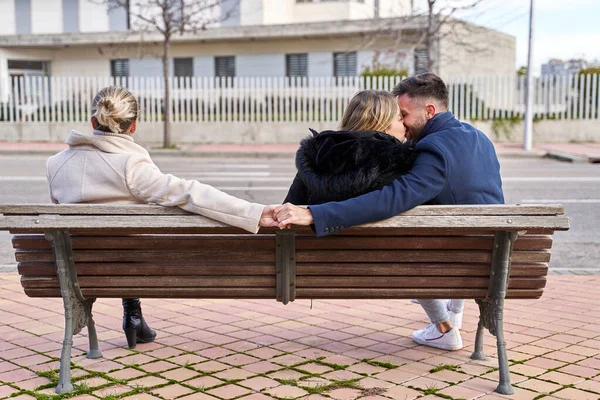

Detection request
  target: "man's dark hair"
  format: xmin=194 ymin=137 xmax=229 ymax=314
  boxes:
xmin=392 ymin=73 xmax=449 ymax=110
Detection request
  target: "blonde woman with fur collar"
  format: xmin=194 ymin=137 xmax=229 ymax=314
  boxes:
xmin=46 ymin=86 xmax=276 ymax=348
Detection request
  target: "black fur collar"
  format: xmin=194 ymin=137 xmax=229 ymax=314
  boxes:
xmin=296 ymin=129 xmax=416 ymax=202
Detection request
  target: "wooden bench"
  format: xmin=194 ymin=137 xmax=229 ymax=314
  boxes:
xmin=0 ymin=204 xmax=569 ymax=395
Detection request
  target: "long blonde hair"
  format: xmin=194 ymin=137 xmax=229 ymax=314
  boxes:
xmin=339 ymin=90 xmax=399 ymax=132
xmin=91 ymin=86 xmax=138 ymax=134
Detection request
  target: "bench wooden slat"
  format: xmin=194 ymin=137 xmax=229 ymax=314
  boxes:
xmin=14 ymin=248 xmax=551 ymax=264
xmin=0 ymin=214 xmax=570 ymax=232
xmin=15 ymin=249 xmax=276 ymax=263
xmin=11 ymin=234 xmax=554 ymax=251
xmin=17 ymin=262 xmax=548 ymax=277
xmin=21 ymin=287 xmax=544 ymax=299
xmin=0 ymin=203 xmax=565 ymax=216
xmin=20 ymin=275 xmax=545 ymax=290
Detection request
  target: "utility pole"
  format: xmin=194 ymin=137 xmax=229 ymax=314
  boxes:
xmin=523 ymin=0 xmax=535 ymax=151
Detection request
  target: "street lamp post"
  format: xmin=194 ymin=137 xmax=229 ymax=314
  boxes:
xmin=524 ymin=0 xmax=535 ymax=151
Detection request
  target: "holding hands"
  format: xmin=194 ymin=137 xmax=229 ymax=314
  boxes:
xmin=260 ymin=203 xmax=314 ymax=228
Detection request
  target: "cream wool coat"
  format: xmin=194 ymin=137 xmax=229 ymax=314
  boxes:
xmin=46 ymin=130 xmax=264 ymax=233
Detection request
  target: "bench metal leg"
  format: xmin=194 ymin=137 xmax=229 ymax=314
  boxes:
xmin=471 ymin=310 xmax=486 ymax=360
xmin=491 ymin=231 xmax=518 ymax=395
xmin=472 ymin=231 xmax=518 ymax=395
xmin=46 ymin=230 xmax=101 ymax=394
xmin=87 ymin=301 xmax=102 ymax=359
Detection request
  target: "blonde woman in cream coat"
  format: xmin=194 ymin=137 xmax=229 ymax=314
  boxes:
xmin=46 ymin=86 xmax=276 ymax=348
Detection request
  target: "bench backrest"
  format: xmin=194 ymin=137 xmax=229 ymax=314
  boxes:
xmin=0 ymin=204 xmax=570 ymax=301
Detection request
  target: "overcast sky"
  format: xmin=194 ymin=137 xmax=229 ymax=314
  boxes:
xmin=414 ymin=0 xmax=600 ymax=74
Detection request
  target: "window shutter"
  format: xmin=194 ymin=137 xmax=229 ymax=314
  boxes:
xmin=286 ymin=54 xmax=308 ymax=77
xmin=174 ymin=58 xmax=194 ymax=77
xmin=334 ymin=52 xmax=357 ymax=77
xmin=111 ymin=59 xmax=130 ymax=78
xmin=215 ymin=56 xmax=236 ymax=78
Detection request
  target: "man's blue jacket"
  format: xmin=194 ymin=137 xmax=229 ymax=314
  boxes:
xmin=308 ymin=111 xmax=504 ymax=236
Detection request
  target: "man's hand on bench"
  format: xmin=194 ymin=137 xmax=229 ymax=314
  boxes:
xmin=273 ymin=203 xmax=314 ymax=228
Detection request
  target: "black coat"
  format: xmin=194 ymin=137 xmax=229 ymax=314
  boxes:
xmin=284 ymin=129 xmax=416 ymax=205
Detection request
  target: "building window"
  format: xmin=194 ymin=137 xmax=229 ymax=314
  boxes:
xmin=7 ymin=60 xmax=50 ymax=76
xmin=334 ymin=52 xmax=357 ymax=77
xmin=111 ymin=59 xmax=130 ymax=77
xmin=174 ymin=57 xmax=194 ymax=77
xmin=286 ymin=54 xmax=308 ymax=77
xmin=215 ymin=56 xmax=236 ymax=78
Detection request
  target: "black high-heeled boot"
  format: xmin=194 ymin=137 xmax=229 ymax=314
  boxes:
xmin=122 ymin=298 xmax=157 ymax=349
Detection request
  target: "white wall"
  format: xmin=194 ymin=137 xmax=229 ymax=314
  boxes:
xmin=194 ymin=56 xmax=215 ymax=76
xmin=378 ymin=0 xmax=413 ymax=17
xmin=79 ymin=0 xmax=109 ymax=33
xmin=237 ymin=54 xmax=285 ymax=77
xmin=130 ymin=58 xmax=163 ymax=77
xmin=239 ymin=0 xmax=264 ymax=25
xmin=308 ymin=52 xmax=332 ymax=77
xmin=31 ymin=0 xmax=63 ymax=34
xmin=0 ymin=0 xmax=16 ymax=35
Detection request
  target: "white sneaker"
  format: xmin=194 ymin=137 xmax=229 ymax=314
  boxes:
xmin=412 ymin=324 xmax=463 ymax=351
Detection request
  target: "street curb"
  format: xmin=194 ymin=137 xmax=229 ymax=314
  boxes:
xmin=496 ymin=150 xmax=547 ymax=159
xmin=545 ymin=151 xmax=590 ymax=163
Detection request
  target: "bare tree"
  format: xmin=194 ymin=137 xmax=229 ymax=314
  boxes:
xmin=105 ymin=0 xmax=238 ymax=148
xmin=355 ymin=0 xmax=491 ymax=75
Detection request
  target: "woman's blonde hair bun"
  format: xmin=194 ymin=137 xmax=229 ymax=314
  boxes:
xmin=91 ymin=86 xmax=138 ymax=134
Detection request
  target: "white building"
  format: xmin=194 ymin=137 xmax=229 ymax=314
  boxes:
xmin=0 ymin=0 xmax=514 ymax=93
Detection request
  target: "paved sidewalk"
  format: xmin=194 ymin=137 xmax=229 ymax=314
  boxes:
xmin=1 ymin=140 xmax=600 ymax=161
xmin=1 ymin=273 xmax=599 ymax=400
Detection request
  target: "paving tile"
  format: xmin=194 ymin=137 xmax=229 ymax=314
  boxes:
xmin=121 ymin=394 xmax=162 ymax=400
xmin=517 ymin=378 xmax=563 ymax=393
xmin=0 ymin=385 xmax=19 ymax=398
xmin=357 ymin=376 xmax=396 ymax=389
xmin=238 ymin=376 xmax=281 ymax=391
xmin=206 ymin=383 xmax=252 ymax=399
xmin=266 ymin=384 xmax=309 ymax=399
xmin=347 ymin=362 xmax=385 ymax=376
xmin=151 ymin=384 xmax=195 ymax=400
xmin=558 ymin=363 xmax=599 ymax=378
xmin=296 ymin=362 xmax=332 ymax=374
xmin=160 ymin=367 xmax=200 ymax=381
xmin=538 ymin=370 xmax=587 ymax=385
xmin=93 ymin=384 xmax=133 ymax=397
xmin=552 ymin=387 xmax=600 ymax=400
xmin=184 ymin=375 xmax=224 ymax=389
xmin=140 ymin=360 xmax=178 ymax=373
xmin=167 ymin=353 xmax=207 ymax=366
xmin=373 ymin=368 xmax=420 ymax=384
xmin=127 ymin=375 xmax=170 ymax=388
xmin=14 ymin=376 xmax=52 ymax=391
xmin=219 ymin=353 xmax=260 ymax=366
xmin=214 ymin=367 xmax=256 ymax=381
xmin=380 ymin=385 xmax=421 ymax=400
xmin=327 ymin=388 xmax=362 ymax=400
xmin=194 ymin=360 xmax=231 ymax=373
xmin=243 ymin=361 xmax=283 ymax=374
xmin=268 ymin=369 xmax=307 ymax=381
xmin=574 ymin=379 xmax=600 ymax=393
xmin=439 ymin=384 xmax=487 ymax=399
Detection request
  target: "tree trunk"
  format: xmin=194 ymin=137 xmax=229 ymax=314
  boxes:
xmin=427 ymin=0 xmax=434 ymax=72
xmin=162 ymin=36 xmax=172 ymax=148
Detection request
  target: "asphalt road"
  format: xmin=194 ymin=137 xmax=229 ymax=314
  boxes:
xmin=0 ymin=153 xmax=597 ymax=273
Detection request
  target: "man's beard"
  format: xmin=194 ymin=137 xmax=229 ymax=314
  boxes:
xmin=408 ymin=119 xmax=427 ymax=142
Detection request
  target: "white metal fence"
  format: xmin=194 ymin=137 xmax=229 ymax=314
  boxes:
xmin=1 ymin=74 xmax=598 ymax=123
